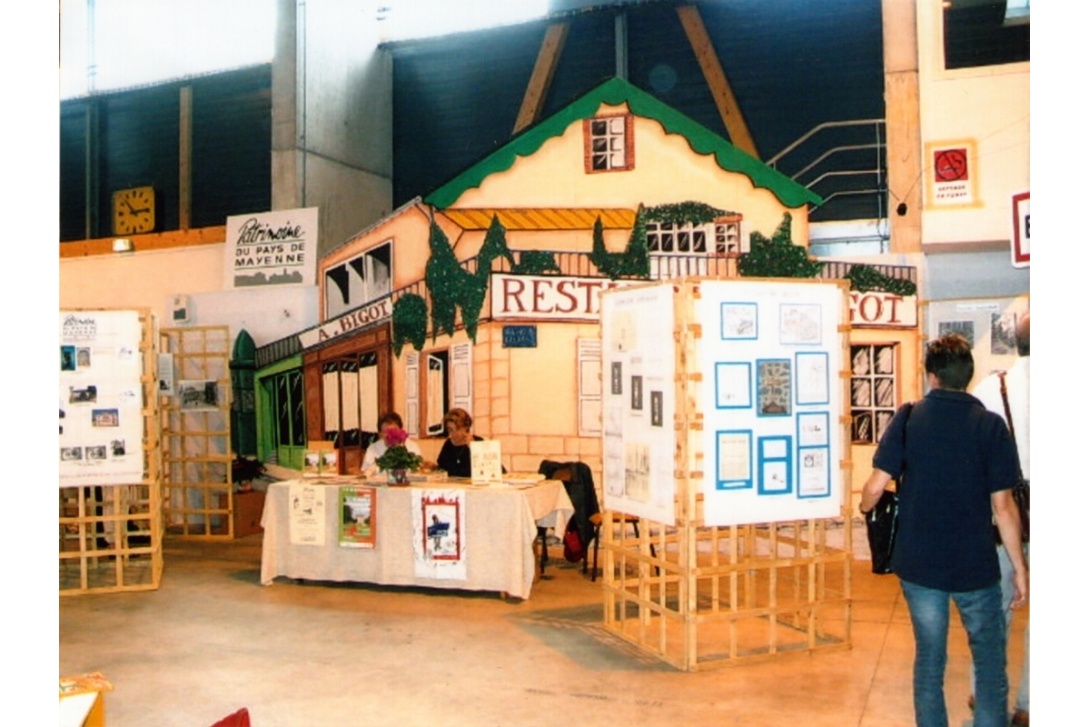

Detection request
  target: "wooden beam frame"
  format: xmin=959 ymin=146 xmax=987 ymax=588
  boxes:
xmin=513 ymin=22 xmax=569 ymax=134
xmin=676 ymin=4 xmax=759 ymax=159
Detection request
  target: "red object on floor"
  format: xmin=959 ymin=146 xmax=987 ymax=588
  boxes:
xmin=209 ymin=707 xmax=251 ymax=727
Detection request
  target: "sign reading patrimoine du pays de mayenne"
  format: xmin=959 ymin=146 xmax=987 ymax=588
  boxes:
xmin=225 ymin=207 xmax=318 ymax=288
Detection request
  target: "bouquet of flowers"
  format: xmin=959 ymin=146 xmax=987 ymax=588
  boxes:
xmin=375 ymin=427 xmax=423 ymax=472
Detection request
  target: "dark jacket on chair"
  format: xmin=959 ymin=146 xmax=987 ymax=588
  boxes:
xmin=538 ymin=460 xmax=600 ymax=548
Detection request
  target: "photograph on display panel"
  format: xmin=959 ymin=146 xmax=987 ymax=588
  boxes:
xmin=779 ymin=303 xmax=822 ymax=345
xmin=715 ymin=362 xmax=752 ymax=409
xmin=716 ymin=430 xmax=752 ymax=490
xmin=757 ymin=359 xmax=791 ymax=416
xmin=757 ymin=436 xmax=792 ymax=495
xmin=721 ymin=302 xmax=758 ymax=340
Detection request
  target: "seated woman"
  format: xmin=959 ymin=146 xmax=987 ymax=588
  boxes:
xmin=436 ymin=408 xmax=483 ymax=478
xmin=361 ymin=411 xmax=422 ymax=476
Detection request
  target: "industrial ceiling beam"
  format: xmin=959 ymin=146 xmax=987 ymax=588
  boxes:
xmin=513 ymin=22 xmax=570 ymax=134
xmin=676 ymin=4 xmax=759 ymax=159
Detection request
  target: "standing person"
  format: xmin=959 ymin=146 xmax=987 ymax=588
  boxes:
xmin=360 ymin=411 xmax=422 ymax=476
xmin=970 ymin=312 xmax=1030 ymax=726
xmin=436 ymin=407 xmax=482 ymax=478
xmin=860 ymin=334 xmax=1028 ymax=727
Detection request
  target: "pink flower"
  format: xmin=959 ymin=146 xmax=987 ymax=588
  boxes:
xmin=383 ymin=427 xmax=408 ymax=447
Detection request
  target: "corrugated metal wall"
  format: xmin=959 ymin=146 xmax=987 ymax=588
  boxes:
xmin=59 ymin=65 xmax=272 ymax=242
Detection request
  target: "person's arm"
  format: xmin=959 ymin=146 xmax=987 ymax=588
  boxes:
xmin=361 ymin=442 xmax=379 ymax=475
xmin=436 ymin=439 xmax=455 ymax=473
xmin=859 ymin=468 xmax=893 ymax=514
xmin=992 ymin=488 xmax=1029 ymax=608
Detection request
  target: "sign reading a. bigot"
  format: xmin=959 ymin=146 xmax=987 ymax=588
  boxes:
xmin=225 ymin=207 xmax=318 ymax=289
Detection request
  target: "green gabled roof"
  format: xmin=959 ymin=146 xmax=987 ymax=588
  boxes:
xmin=424 ymin=77 xmax=822 ymax=210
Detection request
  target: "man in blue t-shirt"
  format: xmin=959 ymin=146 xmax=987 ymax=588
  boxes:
xmin=860 ymin=334 xmax=1028 ymax=727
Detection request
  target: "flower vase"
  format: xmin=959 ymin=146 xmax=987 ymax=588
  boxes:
xmin=387 ymin=468 xmax=410 ymax=485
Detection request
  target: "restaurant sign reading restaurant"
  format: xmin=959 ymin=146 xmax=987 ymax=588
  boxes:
xmin=491 ymin=274 xmax=620 ymax=321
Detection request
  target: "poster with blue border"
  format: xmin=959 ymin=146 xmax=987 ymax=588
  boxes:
xmin=715 ymin=430 xmax=752 ymax=490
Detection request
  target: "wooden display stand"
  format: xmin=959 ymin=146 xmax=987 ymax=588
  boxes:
xmin=60 ymin=309 xmax=163 ymax=595
xmin=160 ymin=326 xmax=235 ymax=538
xmin=599 ymin=279 xmax=853 ymax=671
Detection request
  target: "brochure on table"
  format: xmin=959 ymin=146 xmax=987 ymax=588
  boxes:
xmin=470 ymin=439 xmax=503 ymax=485
xmin=59 ymin=310 xmax=146 ymax=486
xmin=600 ymin=280 xmax=845 ymax=528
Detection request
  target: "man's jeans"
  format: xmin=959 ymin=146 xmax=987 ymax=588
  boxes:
xmin=901 ymin=579 xmax=1009 ymax=727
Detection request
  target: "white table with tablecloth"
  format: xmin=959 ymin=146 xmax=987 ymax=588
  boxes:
xmin=260 ymin=478 xmax=573 ymax=600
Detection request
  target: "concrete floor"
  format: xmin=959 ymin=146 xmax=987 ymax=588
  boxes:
xmin=59 ymin=534 xmax=1027 ymax=727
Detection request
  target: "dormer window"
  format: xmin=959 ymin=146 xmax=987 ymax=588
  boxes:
xmin=584 ymin=114 xmax=634 ymax=173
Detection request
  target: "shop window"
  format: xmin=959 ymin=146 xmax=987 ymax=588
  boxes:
xmin=405 ymin=343 xmax=472 ymax=438
xmin=324 ymin=242 xmax=392 ymax=318
xmin=584 ymin=114 xmax=634 ymax=173
xmin=943 ymin=0 xmax=1029 ymax=70
xmin=321 ymin=353 xmax=380 ymax=449
xmin=273 ymin=369 xmax=305 ymax=449
xmin=850 ymin=344 xmax=897 ymax=444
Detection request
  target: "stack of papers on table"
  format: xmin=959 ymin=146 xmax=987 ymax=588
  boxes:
xmin=502 ymin=472 xmax=546 ymax=488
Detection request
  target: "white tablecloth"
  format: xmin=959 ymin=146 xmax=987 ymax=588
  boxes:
xmin=260 ymin=479 xmax=573 ymax=600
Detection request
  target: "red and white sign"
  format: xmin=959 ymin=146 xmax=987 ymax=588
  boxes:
xmin=848 ymin=291 xmax=917 ymax=328
xmin=1011 ymin=191 xmax=1030 ymax=268
xmin=490 ymin=274 xmax=625 ymax=321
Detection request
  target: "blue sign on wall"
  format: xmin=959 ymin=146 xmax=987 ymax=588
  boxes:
xmin=502 ymin=325 xmax=538 ymax=348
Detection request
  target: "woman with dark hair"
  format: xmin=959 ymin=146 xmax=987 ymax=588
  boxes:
xmin=361 ymin=411 xmax=421 ymax=476
xmin=436 ymin=408 xmax=482 ymax=478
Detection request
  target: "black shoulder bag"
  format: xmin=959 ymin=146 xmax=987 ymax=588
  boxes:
xmin=995 ymin=371 xmax=1029 ymax=544
xmin=866 ymin=404 xmax=912 ymax=574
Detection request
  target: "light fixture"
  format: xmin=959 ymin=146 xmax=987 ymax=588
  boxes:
xmin=112 ymin=238 xmax=135 ymax=253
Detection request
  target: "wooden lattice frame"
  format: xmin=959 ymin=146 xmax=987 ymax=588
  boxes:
xmin=600 ymin=278 xmax=854 ymax=670
xmin=160 ymin=326 xmax=235 ymax=538
xmin=60 ymin=308 xmax=163 ymax=595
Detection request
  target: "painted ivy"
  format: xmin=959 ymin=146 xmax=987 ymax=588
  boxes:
xmin=391 ymin=293 xmax=427 ymax=357
xmin=644 ymin=201 xmax=726 ymax=226
xmin=738 ymin=212 xmax=823 ymax=279
xmin=845 ymin=264 xmax=917 ymax=296
xmin=424 ymin=218 xmax=463 ymax=340
xmin=513 ymin=250 xmax=560 ymax=274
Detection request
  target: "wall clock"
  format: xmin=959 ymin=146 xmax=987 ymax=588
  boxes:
xmin=112 ymin=186 xmax=156 ymax=235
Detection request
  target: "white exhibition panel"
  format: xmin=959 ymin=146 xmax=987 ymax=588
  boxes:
xmin=600 ymin=283 xmax=678 ymax=525
xmin=600 ymin=279 xmax=846 ymax=528
xmin=696 ymin=280 xmax=845 ymax=526
xmin=59 ymin=310 xmax=146 ymax=487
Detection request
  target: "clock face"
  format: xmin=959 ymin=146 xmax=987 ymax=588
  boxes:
xmin=112 ymin=186 xmax=156 ymax=235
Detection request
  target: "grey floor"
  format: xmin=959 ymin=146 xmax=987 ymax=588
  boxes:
xmin=59 ymin=533 xmax=1027 ymax=727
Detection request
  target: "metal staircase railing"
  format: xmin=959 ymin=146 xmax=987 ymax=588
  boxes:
xmin=767 ymin=119 xmax=888 ymax=223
